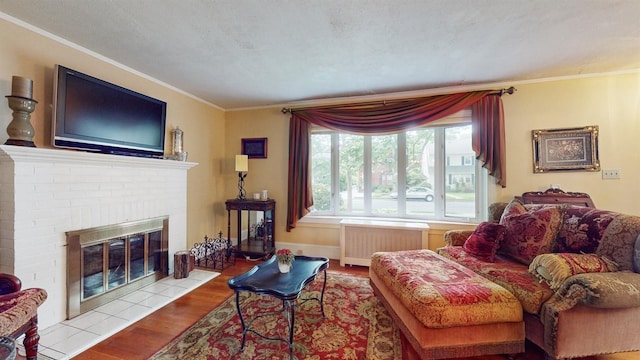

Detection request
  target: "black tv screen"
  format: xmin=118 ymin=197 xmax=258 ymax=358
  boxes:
xmin=52 ymin=65 xmax=167 ymax=158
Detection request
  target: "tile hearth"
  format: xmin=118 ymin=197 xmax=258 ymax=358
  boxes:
xmin=25 ymin=270 xmax=219 ymax=360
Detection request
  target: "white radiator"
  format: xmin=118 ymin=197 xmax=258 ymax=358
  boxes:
xmin=339 ymin=219 xmax=429 ymax=266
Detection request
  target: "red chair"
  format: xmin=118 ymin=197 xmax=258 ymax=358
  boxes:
xmin=0 ymin=274 xmax=47 ymax=360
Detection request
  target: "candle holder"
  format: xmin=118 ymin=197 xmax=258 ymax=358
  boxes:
xmin=166 ymin=126 xmax=188 ymax=161
xmin=5 ymin=96 xmax=37 ymax=147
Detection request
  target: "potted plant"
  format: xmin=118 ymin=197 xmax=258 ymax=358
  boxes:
xmin=276 ymin=248 xmax=295 ymax=273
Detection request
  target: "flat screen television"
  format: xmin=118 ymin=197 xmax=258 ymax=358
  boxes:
xmin=52 ymin=65 xmax=167 ymax=158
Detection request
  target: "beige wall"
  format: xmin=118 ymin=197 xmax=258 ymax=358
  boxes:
xmin=3 ymin=16 xmax=639 ymax=256
xmin=0 ymin=18 xmax=226 ymax=248
xmin=223 ymin=108 xmax=290 ymax=242
xmin=226 ymin=72 xmax=640 ymax=252
xmin=495 ymin=74 xmax=640 ymax=214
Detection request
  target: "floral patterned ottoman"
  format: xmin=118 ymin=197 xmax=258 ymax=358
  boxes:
xmin=370 ymin=249 xmax=524 ymax=359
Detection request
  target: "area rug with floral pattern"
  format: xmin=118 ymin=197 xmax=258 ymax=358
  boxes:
xmin=149 ymin=271 xmax=402 ymax=360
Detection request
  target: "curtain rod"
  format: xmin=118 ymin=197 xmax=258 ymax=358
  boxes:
xmin=281 ymin=86 xmax=516 ymax=114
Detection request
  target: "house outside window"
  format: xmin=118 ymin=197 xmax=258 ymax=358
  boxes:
xmin=309 ymin=115 xmax=486 ymax=222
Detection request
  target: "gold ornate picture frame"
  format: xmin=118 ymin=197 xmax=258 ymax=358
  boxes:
xmin=532 ymin=125 xmax=600 ymax=173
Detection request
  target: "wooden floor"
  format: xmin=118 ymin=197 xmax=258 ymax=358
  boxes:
xmin=72 ymin=259 xmax=638 ymax=360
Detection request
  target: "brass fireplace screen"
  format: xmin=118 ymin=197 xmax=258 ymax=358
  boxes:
xmin=66 ymin=217 xmax=169 ymax=318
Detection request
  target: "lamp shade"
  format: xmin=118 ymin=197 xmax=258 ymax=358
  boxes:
xmin=235 ymin=155 xmax=248 ymax=172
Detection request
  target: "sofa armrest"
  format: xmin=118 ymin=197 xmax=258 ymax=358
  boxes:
xmin=558 ymin=271 xmax=640 ymax=308
xmin=443 ymin=230 xmax=474 ymax=246
xmin=0 ymin=287 xmax=48 ymax=337
xmin=0 ymin=273 xmax=22 ymax=294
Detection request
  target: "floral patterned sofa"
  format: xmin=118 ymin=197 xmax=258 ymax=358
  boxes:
xmin=439 ymin=199 xmax=640 ymax=359
xmin=0 ymin=273 xmax=48 ymax=360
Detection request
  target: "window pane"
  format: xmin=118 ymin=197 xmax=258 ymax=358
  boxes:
xmin=308 ymin=115 xmax=483 ymax=222
xmin=444 ymin=125 xmax=476 ymax=218
xmin=310 ymin=133 xmax=332 ymax=212
xmin=371 ymin=134 xmax=397 ymax=215
xmin=406 ymin=128 xmax=435 ymax=216
xmin=339 ymin=134 xmax=364 ymax=213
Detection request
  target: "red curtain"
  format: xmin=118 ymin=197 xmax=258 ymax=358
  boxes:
xmin=287 ymin=90 xmax=506 ymax=231
xmin=286 ymin=118 xmax=313 ymax=231
xmin=471 ymin=94 xmax=507 ymax=187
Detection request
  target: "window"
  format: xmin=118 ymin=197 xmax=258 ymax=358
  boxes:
xmin=310 ymin=118 xmax=486 ymax=222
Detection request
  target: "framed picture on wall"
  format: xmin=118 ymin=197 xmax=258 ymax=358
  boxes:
xmin=241 ymin=137 xmax=268 ymax=159
xmin=532 ymin=125 xmax=600 ymax=173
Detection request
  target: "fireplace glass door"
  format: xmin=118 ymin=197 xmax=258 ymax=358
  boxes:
xmin=108 ymin=238 xmax=127 ymax=290
xmin=80 ymin=231 xmax=163 ymax=301
xmin=130 ymin=234 xmax=145 ymax=281
xmin=147 ymin=230 xmax=162 ymax=275
xmin=82 ymin=244 xmax=104 ymax=298
xmin=68 ymin=217 xmax=169 ymax=318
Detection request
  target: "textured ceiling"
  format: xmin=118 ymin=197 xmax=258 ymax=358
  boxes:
xmin=1 ymin=0 xmax=639 ymax=110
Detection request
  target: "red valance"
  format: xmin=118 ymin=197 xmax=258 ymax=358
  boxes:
xmin=291 ymin=91 xmax=490 ymax=134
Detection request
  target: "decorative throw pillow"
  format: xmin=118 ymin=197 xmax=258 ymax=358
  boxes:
xmin=553 ymin=206 xmax=617 ymax=253
xmin=529 ymin=253 xmax=618 ymax=289
xmin=500 ymin=207 xmax=563 ymax=265
xmin=499 ymin=199 xmax=527 ymax=225
xmin=463 ymin=222 xmax=506 ymax=262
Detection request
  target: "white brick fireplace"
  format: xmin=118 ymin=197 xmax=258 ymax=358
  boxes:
xmin=0 ymin=145 xmax=196 ymax=329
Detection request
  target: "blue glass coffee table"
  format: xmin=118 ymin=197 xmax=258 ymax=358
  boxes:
xmin=227 ymin=255 xmax=329 ymax=358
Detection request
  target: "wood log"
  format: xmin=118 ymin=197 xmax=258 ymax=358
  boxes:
xmin=189 ymin=254 xmax=196 ymax=271
xmin=174 ymin=251 xmax=190 ymax=279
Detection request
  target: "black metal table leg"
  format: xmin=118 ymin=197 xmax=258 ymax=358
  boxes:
xmin=287 ymin=300 xmax=295 ymax=359
xmin=319 ymin=269 xmax=327 ymax=317
xmin=235 ymin=291 xmax=248 ymax=350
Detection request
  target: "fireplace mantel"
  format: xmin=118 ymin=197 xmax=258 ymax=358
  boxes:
xmin=0 ymin=145 xmax=197 ymax=328
xmin=0 ymin=145 xmax=196 ymax=170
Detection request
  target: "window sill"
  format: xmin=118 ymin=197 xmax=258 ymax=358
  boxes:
xmin=298 ymin=215 xmax=477 ymax=230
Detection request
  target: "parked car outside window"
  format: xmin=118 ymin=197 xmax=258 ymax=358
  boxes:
xmin=390 ymin=187 xmax=434 ymax=202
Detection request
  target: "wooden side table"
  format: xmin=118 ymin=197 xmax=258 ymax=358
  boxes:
xmin=226 ymin=199 xmax=275 ymax=259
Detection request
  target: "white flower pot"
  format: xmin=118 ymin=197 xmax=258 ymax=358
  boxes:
xmin=278 ymin=262 xmax=290 ymax=273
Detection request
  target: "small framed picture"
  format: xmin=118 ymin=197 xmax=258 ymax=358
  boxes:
xmin=532 ymin=125 xmax=600 ymax=173
xmin=241 ymin=137 xmax=268 ymax=159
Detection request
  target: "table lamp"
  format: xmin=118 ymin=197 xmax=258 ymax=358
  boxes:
xmin=235 ymin=155 xmax=248 ymax=200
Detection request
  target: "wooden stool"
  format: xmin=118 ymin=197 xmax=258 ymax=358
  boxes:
xmin=174 ymin=250 xmax=191 ymax=279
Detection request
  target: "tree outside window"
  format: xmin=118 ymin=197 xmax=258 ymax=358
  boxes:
xmin=310 ymin=121 xmax=484 ymax=222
